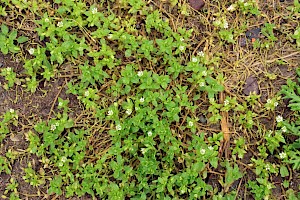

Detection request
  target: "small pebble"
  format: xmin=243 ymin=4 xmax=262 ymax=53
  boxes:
xmin=246 ymin=28 xmax=261 ymax=40
xmin=239 ymin=37 xmax=247 ymax=47
xmin=243 ymin=76 xmax=259 ymax=95
xmin=199 ymin=115 xmax=207 ymax=124
xmin=189 ymin=0 xmax=205 ymax=10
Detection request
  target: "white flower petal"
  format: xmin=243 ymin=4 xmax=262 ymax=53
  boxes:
xmin=192 ymin=57 xmax=198 ymax=63
xmin=116 ymin=124 xmax=122 ymax=131
xmin=200 ymin=149 xmax=206 ymax=155
xmin=276 ymin=115 xmax=283 ymax=123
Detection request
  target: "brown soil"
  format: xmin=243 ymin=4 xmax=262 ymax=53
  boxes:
xmin=0 ymin=0 xmax=299 ymax=199
xmin=0 ymin=53 xmax=86 ymax=199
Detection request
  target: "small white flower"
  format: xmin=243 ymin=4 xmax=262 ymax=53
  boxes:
xmin=58 ymin=162 xmax=63 ymax=167
xmin=44 ymin=18 xmax=50 ymax=23
xmin=61 ymin=156 xmax=67 ymax=163
xmin=179 ymin=46 xmax=185 ymax=51
xmin=84 ymin=90 xmax=90 ymax=97
xmin=279 ymin=152 xmax=287 ymax=159
xmin=267 ymin=130 xmax=272 ymax=137
xmin=223 ymin=20 xmax=229 ymax=29
xmin=208 ymin=146 xmax=214 ymax=151
xmin=91 ymin=7 xmax=98 ymax=14
xmin=50 ymin=124 xmax=57 ymax=131
xmin=200 ymin=148 xmax=206 ymax=155
xmin=58 ymin=101 xmax=63 ymax=107
xmin=227 ymin=4 xmax=236 ymax=11
xmin=188 ymin=121 xmax=194 ymax=127
xmin=116 ymin=124 xmax=122 ymax=131
xmin=197 ymin=51 xmax=204 ymax=57
xmin=141 ymin=148 xmax=147 ymax=154
xmin=107 ymin=34 xmax=113 ymax=39
xmin=199 ymin=82 xmax=205 ymax=87
xmin=147 ymin=131 xmax=152 ymax=136
xmin=6 ymin=67 xmax=12 ymax=72
xmin=267 ymin=99 xmax=271 ymax=104
xmin=192 ymin=57 xmax=198 ymax=63
xmin=224 ymin=99 xmax=229 ymax=106
xmin=57 ymin=21 xmax=63 ymax=27
xmin=180 ymin=37 xmax=184 ymax=42
xmin=28 ymin=48 xmax=34 ymax=55
xmin=9 ymin=108 xmax=14 ymax=113
xmin=281 ymin=126 xmax=287 ymax=133
xmin=276 ymin=115 xmax=283 ymax=123
xmin=140 ymin=97 xmax=145 ymax=103
xmin=126 ymin=109 xmax=132 ymax=115
xmin=274 ymin=102 xmax=278 ymax=107
xmin=107 ymin=110 xmax=114 ymax=116
xmin=202 ymin=71 xmax=207 ymax=76
xmin=265 ymin=164 xmax=270 ymax=171
xmin=137 ymin=71 xmax=143 ymax=77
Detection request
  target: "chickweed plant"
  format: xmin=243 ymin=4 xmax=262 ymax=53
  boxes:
xmin=0 ymin=0 xmax=299 ymax=199
xmin=23 ymin=1 xmax=226 ymax=198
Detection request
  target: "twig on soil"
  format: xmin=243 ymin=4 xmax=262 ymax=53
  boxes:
xmin=218 ymin=91 xmax=231 ymax=159
xmin=47 ymin=80 xmax=66 ymax=121
xmin=251 ymin=51 xmax=300 ymax=67
xmin=0 ymin=18 xmax=36 ymax=31
xmin=235 ymin=177 xmax=244 ymax=199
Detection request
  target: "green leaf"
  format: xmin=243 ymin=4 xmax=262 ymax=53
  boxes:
xmin=210 ymin=157 xmax=219 ymax=168
xmin=282 ymin=180 xmax=289 ymax=188
xmin=1 ymin=24 xmax=9 ymax=35
xmin=9 ymin=45 xmax=20 ymax=53
xmin=280 ymin=165 xmax=289 ymax=177
xmin=125 ymin=49 xmax=132 ymax=57
xmin=34 ymin=121 xmax=48 ymax=133
xmin=1 ymin=46 xmax=9 ymax=54
xmin=48 ymin=176 xmax=63 ymax=195
xmin=9 ymin=30 xmax=18 ymax=40
xmin=17 ymin=36 xmax=28 ymax=43
xmin=225 ymin=162 xmax=243 ymax=189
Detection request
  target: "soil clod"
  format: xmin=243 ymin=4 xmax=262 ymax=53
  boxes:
xmin=239 ymin=37 xmax=247 ymax=47
xmin=246 ymin=28 xmax=261 ymax=40
xmin=243 ymin=76 xmax=259 ymax=95
xmin=189 ymin=0 xmax=205 ymax=10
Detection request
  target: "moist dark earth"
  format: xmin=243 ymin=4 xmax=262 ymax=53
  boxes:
xmin=0 ymin=0 xmax=300 ymax=199
xmin=0 ymin=50 xmax=298 ymax=199
xmin=0 ymin=53 xmax=89 ymax=200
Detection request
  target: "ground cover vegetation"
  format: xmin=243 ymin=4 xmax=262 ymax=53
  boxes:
xmin=0 ymin=0 xmax=300 ymax=199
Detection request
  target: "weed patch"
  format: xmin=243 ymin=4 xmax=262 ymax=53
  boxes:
xmin=0 ymin=0 xmax=299 ymax=199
